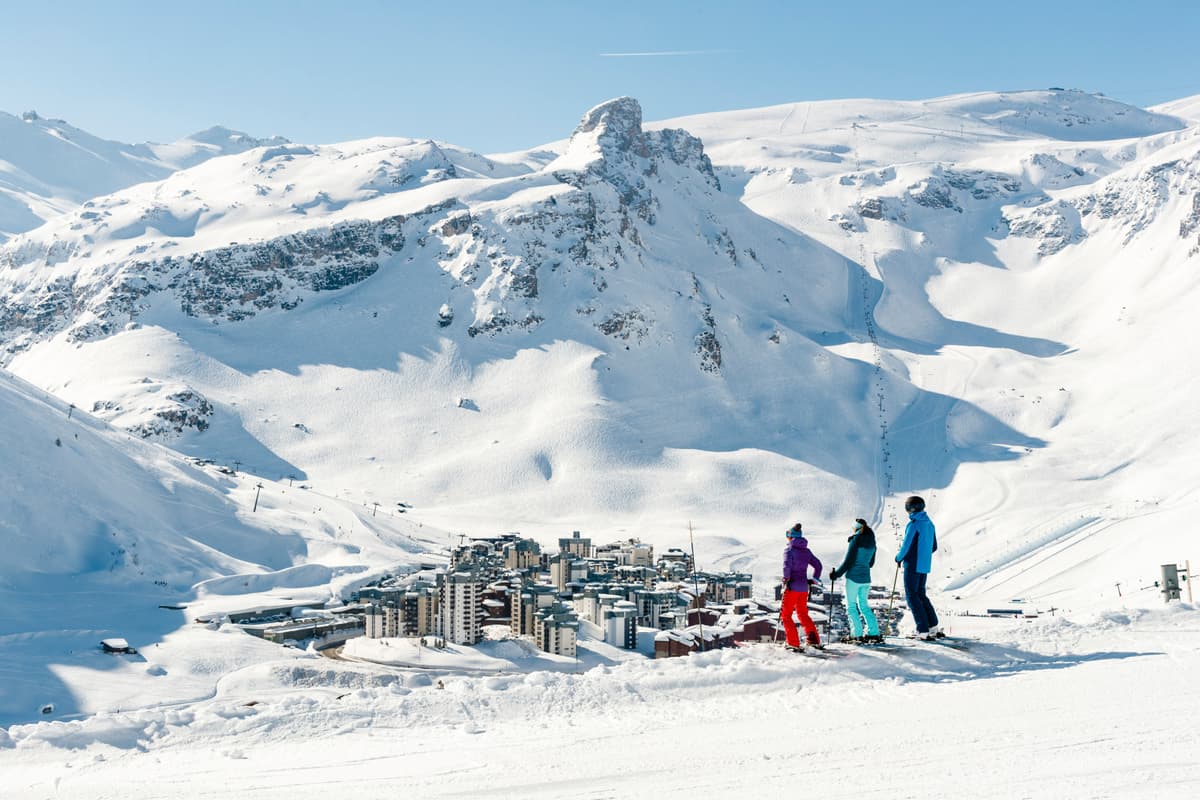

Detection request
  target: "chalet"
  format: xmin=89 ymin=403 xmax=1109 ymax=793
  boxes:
xmin=100 ymin=638 xmax=137 ymax=654
xmin=686 ymin=607 xmax=722 ymax=627
xmin=653 ymin=625 xmax=735 ymax=658
xmin=734 ymin=616 xmax=780 ymax=644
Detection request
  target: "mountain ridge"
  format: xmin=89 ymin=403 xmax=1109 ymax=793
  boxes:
xmin=1 ymin=89 xmax=1197 ymax=616
xmin=0 ymin=109 xmax=288 ymax=242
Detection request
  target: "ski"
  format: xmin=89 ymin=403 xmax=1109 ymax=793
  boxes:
xmin=844 ymin=639 xmax=906 ymax=651
xmin=921 ymin=636 xmax=972 ymax=651
xmin=776 ymin=643 xmax=852 ymax=659
xmin=886 ymin=635 xmax=972 ymax=651
xmin=800 ymin=644 xmax=853 ymax=659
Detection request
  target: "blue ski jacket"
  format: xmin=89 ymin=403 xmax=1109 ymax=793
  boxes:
xmin=895 ymin=510 xmax=937 ymax=574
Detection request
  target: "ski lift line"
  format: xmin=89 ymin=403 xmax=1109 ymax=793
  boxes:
xmin=846 ymin=121 xmax=903 ymax=541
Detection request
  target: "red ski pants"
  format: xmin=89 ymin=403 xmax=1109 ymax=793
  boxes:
xmin=781 ymin=589 xmax=820 ymax=647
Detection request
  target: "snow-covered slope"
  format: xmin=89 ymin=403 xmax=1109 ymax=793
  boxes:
xmin=0 ymin=97 xmax=930 ymax=546
xmin=1 ymin=89 xmax=1197 ymax=618
xmin=0 ymin=110 xmax=287 ymax=242
xmin=649 ymin=89 xmax=1200 ymax=604
xmin=0 ymin=366 xmax=439 ymax=724
xmin=6 ymin=607 xmax=1200 ymax=799
xmin=1151 ymin=93 xmax=1200 ymax=123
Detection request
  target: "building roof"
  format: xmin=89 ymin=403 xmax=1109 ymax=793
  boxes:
xmin=654 ymin=625 xmax=734 ymax=645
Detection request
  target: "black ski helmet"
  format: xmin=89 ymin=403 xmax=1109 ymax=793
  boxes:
xmin=904 ymin=495 xmax=926 ymax=513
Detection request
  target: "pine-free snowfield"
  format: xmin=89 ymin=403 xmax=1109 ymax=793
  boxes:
xmin=5 ymin=608 xmax=1198 ymax=799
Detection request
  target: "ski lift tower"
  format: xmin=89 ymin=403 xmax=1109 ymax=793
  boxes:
xmin=1160 ymin=564 xmax=1182 ymax=603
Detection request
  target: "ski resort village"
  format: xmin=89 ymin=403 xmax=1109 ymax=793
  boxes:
xmin=209 ymin=530 xmax=808 ymax=662
xmin=4 ymin=4 xmax=1200 ymax=797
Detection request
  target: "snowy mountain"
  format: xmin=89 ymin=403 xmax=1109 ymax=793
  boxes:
xmin=1 ymin=87 xmax=1198 ymax=617
xmin=0 ymin=366 xmax=439 ymax=723
xmin=1151 ymin=92 xmax=1200 ymax=123
xmin=0 ymin=109 xmax=287 ymax=242
xmin=3 ymin=89 xmax=1200 ymax=796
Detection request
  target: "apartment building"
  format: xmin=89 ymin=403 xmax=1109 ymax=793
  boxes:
xmin=503 ymin=538 xmax=542 ymax=571
xmin=558 ymin=531 xmax=592 ymax=558
xmin=362 ymin=583 xmax=438 ymax=639
xmin=439 ymin=571 xmax=485 ymax=645
xmin=534 ymin=601 xmax=579 ymax=657
xmin=603 ymin=600 xmax=639 ymax=650
xmin=595 ymin=538 xmax=654 ymax=567
xmin=511 ymin=584 xmax=559 ymax=636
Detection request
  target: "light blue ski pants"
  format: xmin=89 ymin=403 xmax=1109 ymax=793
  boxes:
xmin=844 ymin=578 xmax=879 ymax=637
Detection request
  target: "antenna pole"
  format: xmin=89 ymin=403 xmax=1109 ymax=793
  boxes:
xmin=689 ymin=521 xmax=704 ymax=652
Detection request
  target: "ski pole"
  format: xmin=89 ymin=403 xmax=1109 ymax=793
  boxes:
xmin=774 ymin=581 xmax=785 ymax=646
xmin=884 ymin=562 xmax=900 ymax=636
xmin=689 ymin=521 xmax=703 ymax=652
xmin=829 ymin=575 xmax=837 ymax=639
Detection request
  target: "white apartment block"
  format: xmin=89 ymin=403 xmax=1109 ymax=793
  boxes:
xmin=603 ymin=600 xmax=639 ymax=649
xmin=439 ymin=572 xmax=484 ymax=645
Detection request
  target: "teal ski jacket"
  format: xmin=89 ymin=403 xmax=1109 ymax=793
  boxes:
xmin=830 ymin=530 xmax=876 ymax=584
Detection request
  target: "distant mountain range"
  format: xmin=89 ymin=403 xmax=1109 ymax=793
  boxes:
xmin=2 ymin=88 xmax=1198 ymax=613
xmin=0 ymin=109 xmax=287 ymax=242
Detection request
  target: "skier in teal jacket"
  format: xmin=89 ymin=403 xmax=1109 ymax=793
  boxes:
xmin=829 ymin=518 xmax=881 ymax=643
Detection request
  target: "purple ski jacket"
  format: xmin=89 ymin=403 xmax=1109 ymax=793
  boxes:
xmin=783 ymin=536 xmax=823 ymax=592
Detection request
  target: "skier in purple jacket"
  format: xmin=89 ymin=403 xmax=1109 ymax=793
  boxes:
xmin=780 ymin=523 xmax=823 ymax=650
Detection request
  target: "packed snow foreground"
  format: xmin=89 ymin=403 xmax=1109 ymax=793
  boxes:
xmin=4 ymin=607 xmax=1199 ymax=798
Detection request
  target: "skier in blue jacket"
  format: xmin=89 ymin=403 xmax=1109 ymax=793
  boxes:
xmin=895 ymin=495 xmax=941 ymax=639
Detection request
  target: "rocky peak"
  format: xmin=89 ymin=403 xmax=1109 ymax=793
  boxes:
xmin=558 ymin=96 xmax=718 ymax=192
xmin=572 ymin=96 xmax=649 ymax=157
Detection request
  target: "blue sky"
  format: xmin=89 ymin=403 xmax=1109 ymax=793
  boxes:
xmin=2 ymin=0 xmax=1199 ymax=152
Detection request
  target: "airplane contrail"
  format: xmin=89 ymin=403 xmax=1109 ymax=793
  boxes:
xmin=599 ymin=49 xmax=734 ymax=58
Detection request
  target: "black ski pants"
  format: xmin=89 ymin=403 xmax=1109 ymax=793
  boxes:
xmin=903 ymin=562 xmax=939 ymax=633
